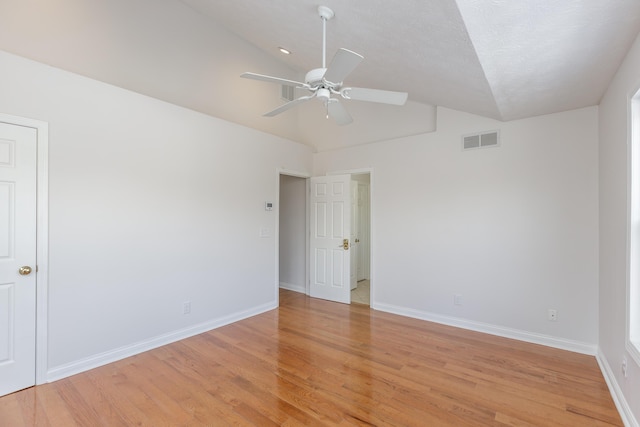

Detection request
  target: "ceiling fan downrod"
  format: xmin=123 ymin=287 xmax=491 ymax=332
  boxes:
xmin=318 ymin=6 xmax=334 ymax=69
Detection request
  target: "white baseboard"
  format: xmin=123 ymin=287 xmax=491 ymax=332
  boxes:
xmin=46 ymin=301 xmax=277 ymax=383
xmin=373 ymin=302 xmax=597 ymax=355
xmin=279 ymin=281 xmax=306 ymax=294
xmin=597 ymin=349 xmax=639 ymax=427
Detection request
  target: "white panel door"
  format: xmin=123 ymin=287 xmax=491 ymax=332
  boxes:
xmin=310 ymin=175 xmax=351 ymax=304
xmin=0 ymin=122 xmax=37 ymax=396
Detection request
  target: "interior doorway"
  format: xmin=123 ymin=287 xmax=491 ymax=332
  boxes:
xmin=350 ymin=173 xmax=371 ymax=305
xmin=278 ymin=173 xmax=307 ymax=295
xmin=277 ymin=170 xmax=372 ymax=307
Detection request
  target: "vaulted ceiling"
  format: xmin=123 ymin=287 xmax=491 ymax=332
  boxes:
xmin=1 ymin=0 xmax=640 ymax=151
xmin=182 ymin=0 xmax=640 ymax=121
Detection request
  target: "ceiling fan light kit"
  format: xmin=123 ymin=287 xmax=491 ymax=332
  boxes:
xmin=240 ymin=6 xmax=408 ymax=126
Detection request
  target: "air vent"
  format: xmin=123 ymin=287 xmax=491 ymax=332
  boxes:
xmin=281 ymin=85 xmax=295 ymax=102
xmin=462 ymin=130 xmax=500 ymax=151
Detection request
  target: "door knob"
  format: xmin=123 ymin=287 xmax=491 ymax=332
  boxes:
xmin=18 ymin=266 xmax=32 ymax=276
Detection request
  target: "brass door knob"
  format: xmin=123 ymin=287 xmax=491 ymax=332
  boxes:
xmin=18 ymin=266 xmax=32 ymax=276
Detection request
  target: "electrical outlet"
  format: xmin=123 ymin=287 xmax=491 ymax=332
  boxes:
xmin=183 ymin=301 xmax=191 ymax=315
xmin=547 ymin=309 xmax=557 ymax=321
xmin=622 ymin=356 xmax=628 ymax=378
xmin=454 ymin=294 xmax=463 ymax=306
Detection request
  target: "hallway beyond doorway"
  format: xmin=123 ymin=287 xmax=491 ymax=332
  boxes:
xmin=351 ymin=280 xmax=370 ymax=305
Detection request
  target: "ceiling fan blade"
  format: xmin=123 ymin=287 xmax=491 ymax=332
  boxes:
xmin=264 ymin=94 xmax=315 ymax=117
xmin=322 ymin=48 xmax=364 ymax=84
xmin=241 ymin=72 xmax=307 ymax=88
xmin=342 ymin=87 xmax=408 ymax=105
xmin=327 ymin=100 xmax=353 ymax=126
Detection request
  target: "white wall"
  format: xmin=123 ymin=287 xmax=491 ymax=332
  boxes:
xmin=314 ymin=106 xmax=600 ymax=352
xmin=0 ymin=50 xmax=313 ymax=376
xmin=279 ymin=175 xmax=306 ymax=292
xmin=599 ymin=31 xmax=640 ymax=426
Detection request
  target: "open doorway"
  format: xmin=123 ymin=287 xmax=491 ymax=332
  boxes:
xmin=278 ymin=171 xmax=372 ymax=307
xmin=350 ymin=173 xmax=371 ymax=305
xmin=278 ymin=174 xmax=307 ymax=295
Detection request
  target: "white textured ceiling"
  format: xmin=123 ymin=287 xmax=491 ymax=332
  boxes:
xmin=181 ymin=0 xmax=640 ymax=121
xmin=1 ymin=0 xmax=640 ymax=151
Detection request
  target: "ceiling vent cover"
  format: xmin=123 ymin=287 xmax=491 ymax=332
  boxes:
xmin=462 ymin=130 xmax=500 ymax=151
xmin=281 ymin=85 xmax=295 ymax=102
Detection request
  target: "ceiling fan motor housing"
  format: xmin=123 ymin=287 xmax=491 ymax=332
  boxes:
xmin=305 ymin=68 xmax=328 ymax=87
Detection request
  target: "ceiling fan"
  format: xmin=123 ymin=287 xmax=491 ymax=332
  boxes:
xmin=240 ymin=6 xmax=408 ymax=126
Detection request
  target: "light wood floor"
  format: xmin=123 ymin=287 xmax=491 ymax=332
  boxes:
xmin=0 ymin=289 xmax=622 ymax=426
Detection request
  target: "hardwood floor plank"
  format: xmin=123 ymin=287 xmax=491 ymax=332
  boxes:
xmin=12 ymin=388 xmax=44 ymax=426
xmin=25 ymin=387 xmax=63 ymax=427
xmin=0 ymin=393 xmax=30 ymax=426
xmin=152 ymin=345 xmax=254 ymax=424
xmin=0 ymin=289 xmax=623 ymax=426
xmin=184 ymin=334 xmax=344 ymax=425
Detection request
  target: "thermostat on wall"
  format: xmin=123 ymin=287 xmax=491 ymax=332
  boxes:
xmin=265 ymin=202 xmax=273 ymax=211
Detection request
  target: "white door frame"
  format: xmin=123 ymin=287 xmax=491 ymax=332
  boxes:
xmin=0 ymin=113 xmax=49 ymax=385
xmin=327 ymin=168 xmax=374 ymax=306
xmin=275 ymin=169 xmax=310 ymax=302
